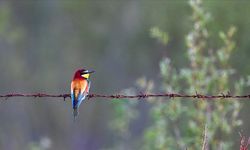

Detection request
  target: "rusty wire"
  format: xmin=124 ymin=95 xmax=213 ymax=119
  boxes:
xmin=0 ymin=92 xmax=250 ymax=100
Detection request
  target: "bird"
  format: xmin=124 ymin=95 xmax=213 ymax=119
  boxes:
xmin=71 ymin=69 xmax=94 ymax=120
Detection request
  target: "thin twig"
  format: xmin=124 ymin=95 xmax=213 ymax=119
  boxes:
xmin=202 ymin=124 xmax=208 ymax=150
xmin=0 ymin=92 xmax=250 ymax=100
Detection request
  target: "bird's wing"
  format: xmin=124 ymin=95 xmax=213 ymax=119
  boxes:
xmin=76 ymin=80 xmax=89 ymax=108
xmin=71 ymin=81 xmax=75 ymax=108
xmin=71 ymin=80 xmax=88 ymax=108
xmin=85 ymin=80 xmax=91 ymax=95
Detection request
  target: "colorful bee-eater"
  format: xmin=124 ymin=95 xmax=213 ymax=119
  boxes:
xmin=71 ymin=69 xmax=94 ymax=120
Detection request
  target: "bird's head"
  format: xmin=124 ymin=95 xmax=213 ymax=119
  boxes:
xmin=73 ymin=69 xmax=95 ymax=79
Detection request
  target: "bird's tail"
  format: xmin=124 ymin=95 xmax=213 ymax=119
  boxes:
xmin=73 ymin=108 xmax=78 ymax=122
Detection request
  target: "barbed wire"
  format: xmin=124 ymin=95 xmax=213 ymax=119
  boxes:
xmin=1 ymin=92 xmax=250 ymax=100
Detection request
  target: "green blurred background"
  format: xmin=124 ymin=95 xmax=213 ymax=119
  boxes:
xmin=0 ymin=0 xmax=250 ymax=150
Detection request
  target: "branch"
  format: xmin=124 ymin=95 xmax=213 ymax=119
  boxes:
xmin=1 ymin=92 xmax=250 ymax=100
xmin=202 ymin=124 xmax=208 ymax=150
xmin=240 ymin=132 xmax=250 ymax=150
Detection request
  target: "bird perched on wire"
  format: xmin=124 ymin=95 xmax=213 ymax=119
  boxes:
xmin=71 ymin=69 xmax=94 ymax=120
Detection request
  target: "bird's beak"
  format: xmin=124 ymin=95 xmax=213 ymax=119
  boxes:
xmin=86 ymin=70 xmax=95 ymax=74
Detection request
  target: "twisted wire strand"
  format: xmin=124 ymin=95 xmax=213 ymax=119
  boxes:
xmin=0 ymin=92 xmax=250 ymax=100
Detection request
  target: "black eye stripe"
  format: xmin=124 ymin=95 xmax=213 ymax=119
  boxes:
xmin=81 ymin=70 xmax=89 ymax=74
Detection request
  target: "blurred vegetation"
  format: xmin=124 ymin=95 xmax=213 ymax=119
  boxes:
xmin=111 ymin=0 xmax=249 ymax=149
xmin=0 ymin=0 xmax=250 ymax=150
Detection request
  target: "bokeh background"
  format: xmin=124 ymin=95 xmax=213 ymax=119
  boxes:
xmin=0 ymin=0 xmax=250 ymax=150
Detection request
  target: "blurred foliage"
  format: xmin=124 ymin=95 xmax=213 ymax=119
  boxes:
xmin=1 ymin=0 xmax=250 ymax=150
xmin=111 ymin=0 xmax=248 ymax=149
xmin=150 ymin=27 xmax=169 ymax=46
xmin=0 ymin=4 xmax=23 ymax=44
xmin=28 ymin=137 xmax=51 ymax=150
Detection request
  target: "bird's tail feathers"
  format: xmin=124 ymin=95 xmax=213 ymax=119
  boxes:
xmin=73 ymin=108 xmax=78 ymax=122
